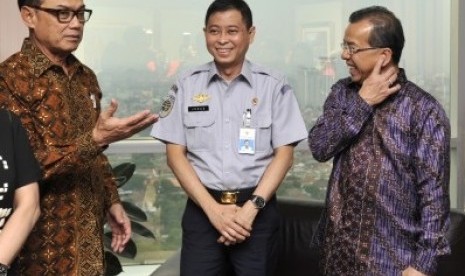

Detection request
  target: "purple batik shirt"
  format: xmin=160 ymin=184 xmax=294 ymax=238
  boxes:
xmin=309 ymin=69 xmax=451 ymax=276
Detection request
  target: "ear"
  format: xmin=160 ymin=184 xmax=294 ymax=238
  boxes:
xmin=20 ymin=6 xmax=36 ymax=29
xmin=248 ymin=26 xmax=256 ymax=44
xmin=380 ymin=47 xmax=393 ymax=67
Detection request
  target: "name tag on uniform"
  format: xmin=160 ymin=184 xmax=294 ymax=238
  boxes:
xmin=188 ymin=105 xmax=209 ymax=112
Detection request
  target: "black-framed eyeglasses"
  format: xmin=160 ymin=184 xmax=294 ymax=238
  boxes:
xmin=340 ymin=42 xmax=380 ymax=55
xmin=29 ymin=6 xmax=92 ymax=23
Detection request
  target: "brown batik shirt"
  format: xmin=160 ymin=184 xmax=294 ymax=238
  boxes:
xmin=0 ymin=38 xmax=120 ymax=275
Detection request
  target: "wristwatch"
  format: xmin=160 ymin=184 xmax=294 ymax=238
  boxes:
xmin=250 ymin=195 xmax=266 ymax=209
xmin=0 ymin=263 xmax=8 ymax=276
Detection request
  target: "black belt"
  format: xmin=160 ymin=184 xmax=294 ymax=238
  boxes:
xmin=206 ymin=186 xmax=256 ymax=204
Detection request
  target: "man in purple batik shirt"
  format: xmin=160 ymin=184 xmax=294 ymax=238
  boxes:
xmin=308 ymin=6 xmax=450 ymax=276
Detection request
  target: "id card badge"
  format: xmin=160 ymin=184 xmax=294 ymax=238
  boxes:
xmin=238 ymin=128 xmax=256 ymax=154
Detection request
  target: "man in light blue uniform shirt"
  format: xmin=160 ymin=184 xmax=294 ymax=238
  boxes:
xmin=151 ymin=0 xmax=307 ymax=275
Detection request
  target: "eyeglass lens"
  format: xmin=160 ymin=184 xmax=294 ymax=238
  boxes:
xmin=58 ymin=10 xmax=91 ymax=22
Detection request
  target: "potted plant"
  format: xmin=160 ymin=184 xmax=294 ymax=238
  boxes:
xmin=104 ymin=162 xmax=156 ymax=276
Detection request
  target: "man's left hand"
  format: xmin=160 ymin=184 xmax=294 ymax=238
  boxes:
xmin=107 ymin=203 xmax=131 ymax=253
xmin=217 ymin=202 xmax=258 ymax=245
xmin=359 ymin=57 xmax=401 ymax=106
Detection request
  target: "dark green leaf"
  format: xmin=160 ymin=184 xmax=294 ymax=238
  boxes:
xmin=131 ymin=221 xmax=156 ymax=240
xmin=122 ymin=201 xmax=147 ymax=222
xmin=112 ymin=163 xmax=136 ymax=188
xmin=104 ymin=251 xmax=122 ymax=276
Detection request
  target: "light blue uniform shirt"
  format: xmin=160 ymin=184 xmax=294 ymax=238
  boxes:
xmin=151 ymin=60 xmax=307 ymax=190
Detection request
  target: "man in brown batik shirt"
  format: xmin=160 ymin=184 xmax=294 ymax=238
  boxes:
xmin=0 ymin=0 xmax=158 ymax=275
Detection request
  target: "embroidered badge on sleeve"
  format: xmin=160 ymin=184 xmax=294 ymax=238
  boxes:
xmin=160 ymin=94 xmax=175 ymax=118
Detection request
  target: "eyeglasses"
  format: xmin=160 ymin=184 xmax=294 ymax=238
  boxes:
xmin=29 ymin=6 xmax=92 ymax=23
xmin=340 ymin=42 xmax=380 ymax=55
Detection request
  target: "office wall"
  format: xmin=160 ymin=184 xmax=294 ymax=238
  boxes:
xmin=0 ymin=2 xmax=27 ymax=61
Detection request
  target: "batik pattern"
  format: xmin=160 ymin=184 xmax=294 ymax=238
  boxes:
xmin=0 ymin=39 xmax=120 ymax=276
xmin=308 ymin=69 xmax=450 ymax=275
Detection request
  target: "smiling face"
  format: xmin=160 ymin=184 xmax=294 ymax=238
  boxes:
xmin=21 ymin=0 xmax=87 ymax=61
xmin=341 ymin=19 xmax=385 ymax=85
xmin=204 ymin=9 xmax=255 ymax=76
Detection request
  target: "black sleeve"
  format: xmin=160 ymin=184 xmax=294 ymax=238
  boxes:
xmin=11 ymin=113 xmax=42 ymax=188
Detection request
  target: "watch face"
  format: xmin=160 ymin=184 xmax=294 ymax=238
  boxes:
xmin=251 ymin=195 xmax=265 ymax=208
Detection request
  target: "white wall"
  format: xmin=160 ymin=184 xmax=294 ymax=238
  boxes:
xmin=0 ymin=2 xmax=28 ymax=61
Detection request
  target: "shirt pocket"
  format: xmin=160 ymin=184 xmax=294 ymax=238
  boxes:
xmin=252 ymin=115 xmax=272 ymax=152
xmin=183 ymin=112 xmax=216 ymax=151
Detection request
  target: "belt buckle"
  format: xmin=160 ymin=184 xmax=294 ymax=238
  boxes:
xmin=221 ymin=191 xmax=238 ymax=204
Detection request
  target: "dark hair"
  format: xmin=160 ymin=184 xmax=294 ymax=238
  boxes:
xmin=349 ymin=6 xmax=405 ymax=64
xmin=18 ymin=0 xmax=41 ymax=9
xmin=205 ymin=0 xmax=253 ymax=29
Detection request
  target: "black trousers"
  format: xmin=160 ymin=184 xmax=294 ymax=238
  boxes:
xmin=180 ymin=197 xmax=280 ymax=276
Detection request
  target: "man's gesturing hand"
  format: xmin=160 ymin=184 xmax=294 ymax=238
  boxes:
xmin=92 ymin=99 xmax=158 ymax=147
xmin=359 ymin=57 xmax=401 ymax=106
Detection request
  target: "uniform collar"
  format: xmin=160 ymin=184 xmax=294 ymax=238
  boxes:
xmin=207 ymin=60 xmax=253 ymax=87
